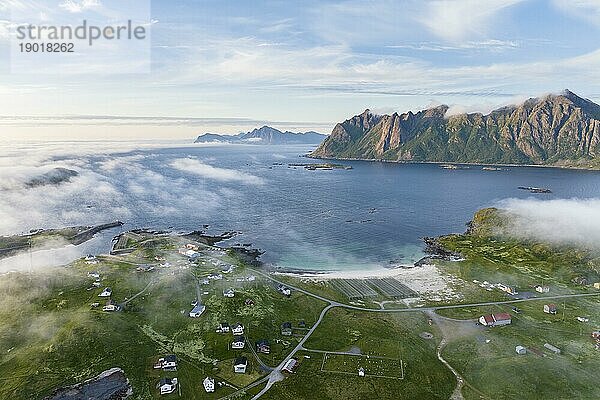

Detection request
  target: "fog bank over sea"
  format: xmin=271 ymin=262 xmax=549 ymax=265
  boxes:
xmin=1 ymin=141 xmax=599 ymax=272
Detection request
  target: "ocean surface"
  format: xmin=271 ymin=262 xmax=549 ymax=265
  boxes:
xmin=3 ymin=143 xmax=600 ymax=273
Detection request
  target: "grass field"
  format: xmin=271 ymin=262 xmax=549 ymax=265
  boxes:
xmin=0 ymin=234 xmax=327 ymax=400
xmin=429 ymin=209 xmax=600 ymax=399
xmin=320 ymin=353 xmax=404 ymax=379
xmin=264 ymin=308 xmax=455 ymax=400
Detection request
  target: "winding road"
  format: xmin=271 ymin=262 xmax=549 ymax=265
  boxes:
xmin=243 ymin=267 xmax=600 ymax=399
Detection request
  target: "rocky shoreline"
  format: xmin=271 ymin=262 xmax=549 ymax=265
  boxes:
xmin=0 ymin=221 xmax=123 ymax=260
xmin=305 ymin=153 xmax=600 ymax=171
xmin=43 ymin=368 xmax=132 ymax=400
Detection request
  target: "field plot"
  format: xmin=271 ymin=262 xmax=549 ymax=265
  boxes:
xmin=320 ymin=352 xmax=404 ymax=380
xmin=367 ymin=278 xmax=417 ymax=299
xmin=331 ymin=279 xmax=378 ymax=300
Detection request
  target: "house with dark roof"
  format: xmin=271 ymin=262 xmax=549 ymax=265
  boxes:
xmin=281 ymin=322 xmax=293 ymax=336
xmin=232 ymin=323 xmax=244 ymax=335
xmin=234 ymin=356 xmax=248 ymax=373
xmin=256 ymin=339 xmax=271 ymax=354
xmin=277 ymin=284 xmax=291 ymax=297
xmin=158 ymin=377 xmax=178 ymax=395
xmin=189 ymin=304 xmax=206 ymax=318
xmin=162 ymin=354 xmax=177 ymax=371
xmin=232 ymin=335 xmax=245 ymax=349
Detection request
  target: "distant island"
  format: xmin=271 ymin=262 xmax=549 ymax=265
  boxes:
xmin=310 ymin=90 xmax=600 ymax=169
xmin=26 ymin=167 xmax=79 ymax=188
xmin=195 ymin=125 xmax=327 ymax=145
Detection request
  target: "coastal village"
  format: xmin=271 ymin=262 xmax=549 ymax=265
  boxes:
xmin=1 ymin=213 xmax=599 ymax=400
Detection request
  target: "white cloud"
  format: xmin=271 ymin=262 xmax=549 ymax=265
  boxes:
xmin=553 ymin=0 xmax=600 ymax=26
xmin=0 ymin=141 xmax=240 ymax=235
xmin=418 ymin=0 xmax=525 ymax=42
xmin=498 ymin=198 xmax=600 ymax=248
xmin=170 ymin=157 xmax=264 ymax=185
xmin=58 ymin=0 xmax=100 ymax=13
xmin=168 ymin=34 xmax=600 ymax=104
xmin=387 ymin=39 xmax=521 ymax=52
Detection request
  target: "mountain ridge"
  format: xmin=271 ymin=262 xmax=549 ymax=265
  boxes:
xmin=195 ymin=125 xmax=326 ymax=145
xmin=311 ymin=90 xmax=600 ymax=168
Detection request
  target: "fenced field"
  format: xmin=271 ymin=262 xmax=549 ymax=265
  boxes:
xmin=331 ymin=278 xmax=417 ymax=300
xmin=331 ymin=279 xmax=378 ymax=300
xmin=367 ymin=278 xmax=418 ymax=299
xmin=320 ymin=352 xmax=405 ymax=380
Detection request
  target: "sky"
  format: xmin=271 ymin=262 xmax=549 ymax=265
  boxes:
xmin=1 ymin=0 xmax=600 ymax=139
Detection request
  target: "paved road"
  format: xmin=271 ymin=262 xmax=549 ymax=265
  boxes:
xmin=246 ymin=267 xmax=600 ymax=399
xmin=217 ymin=375 xmax=270 ymax=400
xmin=120 ymin=279 xmax=156 ymax=307
xmin=250 ymin=267 xmax=600 ymax=314
xmin=247 ymin=338 xmax=274 ymax=372
xmin=251 ymin=304 xmax=335 ymax=400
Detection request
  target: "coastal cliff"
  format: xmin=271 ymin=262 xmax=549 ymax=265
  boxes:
xmin=311 ymin=90 xmax=600 ymax=168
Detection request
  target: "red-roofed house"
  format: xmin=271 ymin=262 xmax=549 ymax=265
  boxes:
xmin=479 ymin=313 xmax=512 ymax=327
xmin=544 ymin=304 xmax=557 ymax=314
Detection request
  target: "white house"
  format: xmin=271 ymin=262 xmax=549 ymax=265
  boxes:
xmin=203 ymin=377 xmax=215 ymax=393
xmin=85 ymin=255 xmax=98 ymax=265
xmin=515 ymin=346 xmax=527 ymax=355
xmin=479 ymin=313 xmax=512 ymax=327
xmin=497 ymin=284 xmax=518 ymax=295
xmin=277 ymin=284 xmax=291 ymax=297
xmin=87 ymin=271 xmax=100 ymax=279
xmin=102 ymin=299 xmax=118 ymax=312
xmin=544 ymin=304 xmax=558 ymax=314
xmin=158 ymin=377 xmax=178 ymax=395
xmin=98 ymin=287 xmax=112 ymax=297
xmin=184 ymin=249 xmax=198 ymax=258
xmin=231 ymin=335 xmax=245 ymax=349
xmin=544 ymin=343 xmax=561 ymax=354
xmin=208 ymin=273 xmax=223 ymax=280
xmin=232 ymin=323 xmax=244 ymax=335
xmin=217 ymin=322 xmax=230 ymax=333
xmin=189 ymin=304 xmax=206 ymax=318
xmin=535 ymin=285 xmax=550 ymax=293
xmin=234 ymin=357 xmax=248 ymax=373
xmin=162 ymin=354 xmax=177 ymax=370
xmin=222 ymin=265 xmax=234 ymax=274
xmin=223 ymin=288 xmax=235 ymax=298
xmin=358 ymin=367 xmax=365 ymax=377
xmin=282 ymin=358 xmax=298 ymax=373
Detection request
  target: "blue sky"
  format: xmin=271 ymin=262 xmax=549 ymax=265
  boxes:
xmin=1 ymin=0 xmax=600 ymax=139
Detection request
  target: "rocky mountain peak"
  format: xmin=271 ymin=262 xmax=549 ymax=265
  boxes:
xmin=310 ymin=90 xmax=600 ymax=168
